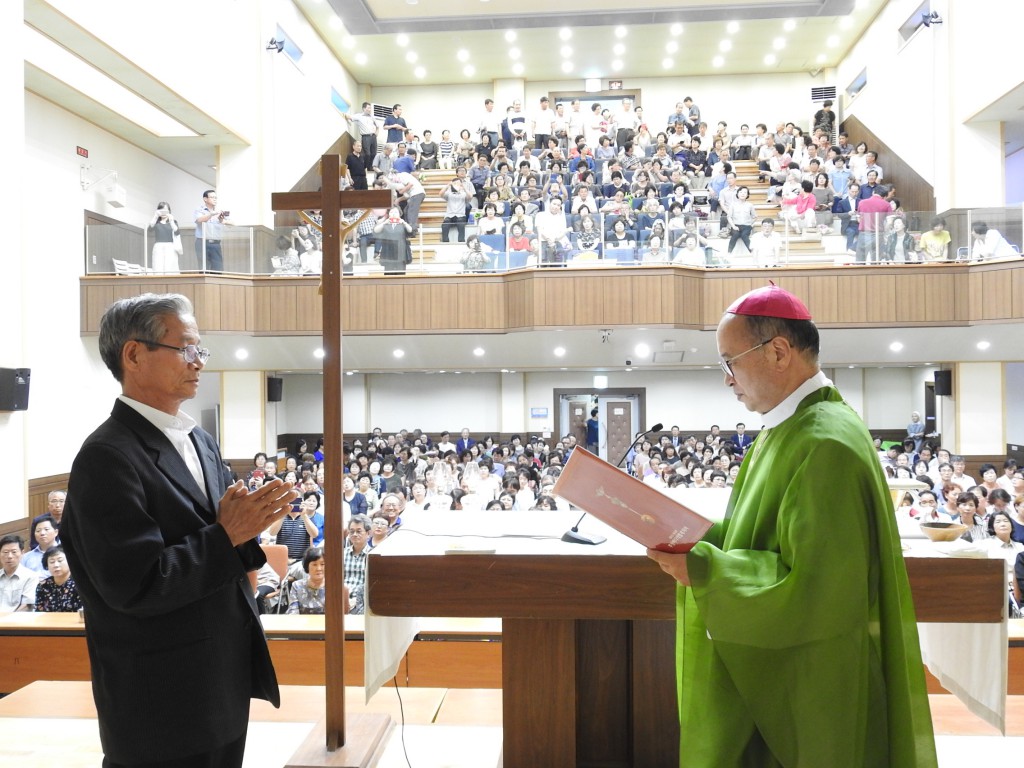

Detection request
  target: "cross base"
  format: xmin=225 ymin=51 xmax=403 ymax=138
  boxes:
xmin=286 ymin=713 xmax=393 ymax=767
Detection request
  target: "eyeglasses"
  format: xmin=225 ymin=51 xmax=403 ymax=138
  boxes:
xmin=719 ymin=338 xmax=773 ymax=378
xmin=134 ymin=339 xmax=211 ymax=365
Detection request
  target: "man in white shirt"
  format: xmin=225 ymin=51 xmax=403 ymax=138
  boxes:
xmin=567 ymin=99 xmax=586 ymax=147
xmin=534 ymin=196 xmax=571 ymax=264
xmin=478 ymin=98 xmax=501 ymax=147
xmin=614 ymin=98 xmax=640 ymax=149
xmin=388 ymin=170 xmax=426 ymax=231
xmin=0 ymin=535 xmax=38 ymax=613
xmin=532 ymin=96 xmax=556 ymax=154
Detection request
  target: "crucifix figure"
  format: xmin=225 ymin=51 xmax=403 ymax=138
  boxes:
xmin=271 ymin=154 xmax=391 ymax=765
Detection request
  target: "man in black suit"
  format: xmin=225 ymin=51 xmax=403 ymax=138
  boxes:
xmin=62 ymin=293 xmax=297 ymax=768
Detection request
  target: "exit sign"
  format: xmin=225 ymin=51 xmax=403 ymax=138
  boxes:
xmin=609 ymin=80 xmax=623 ymax=90
xmin=76 ymin=146 xmax=89 ymax=158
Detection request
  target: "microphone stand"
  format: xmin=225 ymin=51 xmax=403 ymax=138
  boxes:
xmin=561 ymin=423 xmax=663 ymax=546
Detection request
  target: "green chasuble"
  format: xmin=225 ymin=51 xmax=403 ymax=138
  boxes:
xmin=679 ymin=386 xmax=938 ymax=767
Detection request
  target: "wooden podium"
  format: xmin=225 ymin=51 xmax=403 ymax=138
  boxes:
xmin=366 ymin=513 xmax=1004 ymax=768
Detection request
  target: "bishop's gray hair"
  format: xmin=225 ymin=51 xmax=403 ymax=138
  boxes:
xmin=98 ymin=293 xmax=194 ymax=382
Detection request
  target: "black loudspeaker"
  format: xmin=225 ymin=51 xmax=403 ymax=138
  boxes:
xmin=0 ymin=368 xmax=30 ymax=411
xmin=267 ymin=376 xmax=284 ymax=402
xmin=934 ymin=370 xmax=953 ymax=396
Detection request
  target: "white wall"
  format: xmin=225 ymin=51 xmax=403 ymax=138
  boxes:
xmin=1005 ymin=363 xmax=1024 ymax=447
xmin=956 ymin=362 xmax=1004 ymax=454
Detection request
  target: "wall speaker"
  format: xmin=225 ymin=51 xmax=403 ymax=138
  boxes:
xmin=934 ymin=370 xmax=953 ymax=396
xmin=267 ymin=376 xmax=284 ymax=402
xmin=0 ymin=368 xmax=30 ymax=411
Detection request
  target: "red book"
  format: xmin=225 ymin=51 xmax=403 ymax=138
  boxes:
xmin=553 ymin=448 xmax=716 ymax=553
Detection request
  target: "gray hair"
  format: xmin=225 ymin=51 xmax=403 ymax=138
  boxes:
xmin=98 ymin=293 xmax=194 ymax=382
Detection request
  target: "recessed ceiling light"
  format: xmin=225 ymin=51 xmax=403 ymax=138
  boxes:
xmin=712 ymin=55 xmax=725 ymax=67
xmin=328 ymin=16 xmax=343 ymax=30
xmin=561 ymin=60 xmax=573 ymax=73
xmin=234 ymin=348 xmax=249 ymax=361
xmin=662 ymin=57 xmax=674 ymax=69
xmin=508 ymin=47 xmax=521 ymax=60
xmin=396 ymin=34 xmax=409 ymax=47
xmin=560 ymin=46 xmax=572 ymax=58
xmin=634 ymin=343 xmax=650 ymax=357
xmin=773 ymin=37 xmax=786 ymax=50
xmin=624 ymin=367 xmax=632 ymax=372
xmin=414 ymin=66 xmax=426 ymax=78
xmin=463 ymin=64 xmax=475 ymax=77
xmin=612 ymin=59 xmax=623 ymax=71
xmin=670 ymin=23 xmax=683 ymax=36
xmin=889 ymin=342 xmax=903 ymax=352
xmin=345 ymin=370 xmax=354 ymax=376
xmin=512 ymin=62 xmax=524 ymax=75
xmin=665 ymin=41 xmax=678 ymax=53
xmin=816 ymin=53 xmax=827 ymax=63
xmin=719 ymin=39 xmax=732 ymax=52
xmin=764 ymin=54 xmax=777 ymax=66
xmin=615 ymin=26 xmax=628 ymax=38
xmin=355 ymin=52 xmax=368 ymax=65
xmin=457 ymin=49 xmax=469 ymax=62
xmin=393 ymin=349 xmax=405 ymax=358
xmin=559 ymin=28 xmax=572 ymax=41
xmin=405 ymin=51 xmax=418 ymax=63
xmin=726 ymin=21 xmax=740 ymax=34
xmin=848 ymin=365 xmax=855 ymax=369
xmin=826 ymin=34 xmax=840 ymax=48
xmin=504 ymin=30 xmax=517 ymax=43
xmin=977 ymin=340 xmax=991 ymax=350
xmin=554 ymin=346 xmax=566 ymax=357
xmin=473 ymin=347 xmax=485 ymax=356
xmin=613 ymin=43 xmax=626 ymax=56
xmin=783 ymin=19 xmax=797 ymax=32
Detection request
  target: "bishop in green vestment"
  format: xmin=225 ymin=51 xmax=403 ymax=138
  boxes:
xmin=649 ymin=284 xmax=937 ymax=767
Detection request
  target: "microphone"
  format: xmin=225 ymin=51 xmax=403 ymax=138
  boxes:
xmin=562 ymin=422 xmax=663 ymax=546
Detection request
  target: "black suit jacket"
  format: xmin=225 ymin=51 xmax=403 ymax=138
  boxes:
xmin=62 ymin=400 xmax=279 ymax=764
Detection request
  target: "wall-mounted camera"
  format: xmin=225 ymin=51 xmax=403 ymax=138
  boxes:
xmin=625 ymin=359 xmax=632 ymax=366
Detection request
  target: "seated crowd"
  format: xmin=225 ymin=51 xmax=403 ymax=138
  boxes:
xmin=281 ymin=96 xmax=1019 ymax=272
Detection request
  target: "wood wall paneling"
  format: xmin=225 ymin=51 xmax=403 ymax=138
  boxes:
xmin=572 ymin=276 xmax=606 ymax=326
xmin=294 ymin=284 xmax=324 ymax=332
xmin=429 ymin=283 xmax=462 ymax=329
xmin=402 ymin=283 xmax=433 ymax=331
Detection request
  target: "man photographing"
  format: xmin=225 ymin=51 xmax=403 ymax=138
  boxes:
xmin=63 ymin=293 xmax=298 ymax=767
xmin=649 ymin=284 xmax=936 ymax=767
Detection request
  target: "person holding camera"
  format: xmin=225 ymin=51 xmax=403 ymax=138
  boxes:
xmin=373 ymin=206 xmax=413 ymax=274
xmin=148 ymin=202 xmax=181 ymax=274
xmin=441 ymin=178 xmax=468 ymax=243
xmin=193 ymin=189 xmax=230 ymax=272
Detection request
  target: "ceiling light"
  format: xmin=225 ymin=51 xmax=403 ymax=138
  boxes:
xmin=613 ymin=43 xmax=626 ymax=56
xmin=234 ymin=349 xmax=249 ymax=361
xmin=561 ymin=60 xmax=573 ymax=73
xmin=457 ymin=49 xmax=469 ymax=62
xmin=712 ymin=55 xmax=725 ymax=67
xmin=355 ymin=52 xmax=368 ymax=65
xmin=665 ymin=41 xmax=678 ymax=53
xmin=634 ymin=343 xmax=650 ymax=357
xmin=670 ymin=23 xmax=683 ymax=36
xmin=826 ymin=34 xmax=840 ymax=48
xmin=413 ymin=66 xmax=426 ymax=78
xmin=24 ymin=26 xmax=198 ymax=138
xmin=615 ymin=26 xmax=628 ymax=38
xmin=560 ymin=46 xmax=572 ymax=58
xmin=977 ymin=341 xmax=991 ymax=350
xmin=313 ymin=348 xmax=326 ymax=359
xmin=726 ymin=21 xmax=740 ymax=34
xmin=764 ymin=54 xmax=777 ymax=66
xmin=328 ymin=16 xmax=343 ymax=30
xmin=405 ymin=51 xmax=418 ymax=63
xmin=559 ymin=28 xmax=572 ymax=41
xmin=505 ymin=30 xmax=517 ymax=42
xmin=508 ymin=47 xmax=521 ymax=60
xmin=662 ymin=58 xmax=674 ymax=69
xmin=816 ymin=53 xmax=827 ymax=63
xmin=463 ymin=64 xmax=475 ymax=77
xmin=393 ymin=349 xmax=406 ymax=358
xmin=473 ymin=347 xmax=485 ymax=356
xmin=396 ymin=33 xmax=409 ymax=47
xmin=512 ymin=62 xmax=524 ymax=75
xmin=612 ymin=59 xmax=623 ymax=71
xmin=554 ymin=346 xmax=566 ymax=357
xmin=889 ymin=342 xmax=903 ymax=352
xmin=345 ymin=370 xmax=354 ymax=376
xmin=773 ymin=37 xmax=786 ymax=50
xmin=719 ymin=39 xmax=732 ymax=52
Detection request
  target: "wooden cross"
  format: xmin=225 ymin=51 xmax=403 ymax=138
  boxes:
xmin=270 ymin=155 xmax=392 ymax=765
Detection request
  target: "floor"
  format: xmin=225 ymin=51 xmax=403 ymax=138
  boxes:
xmin=1 ymin=682 xmax=1023 ymax=766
